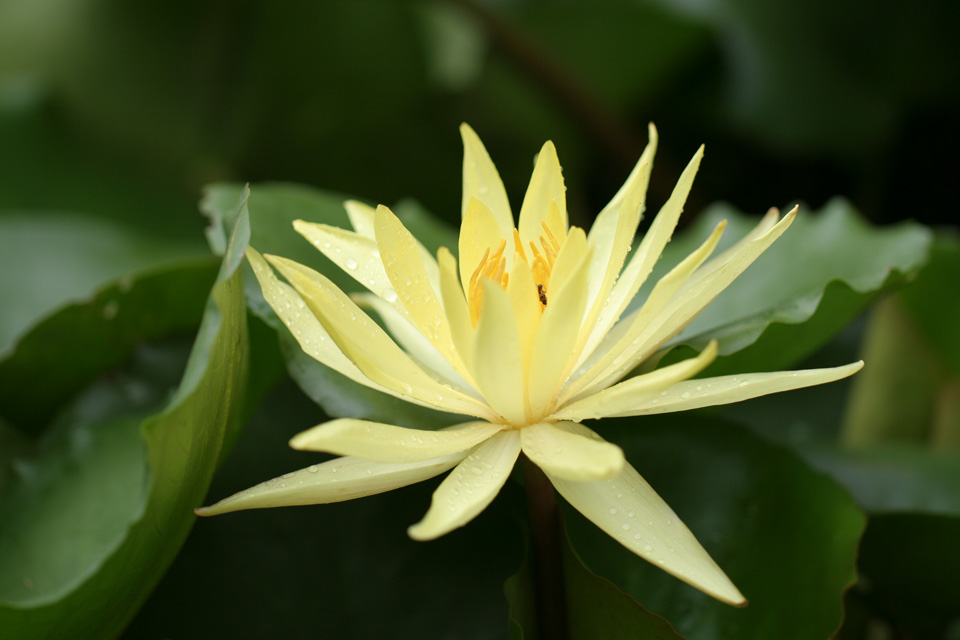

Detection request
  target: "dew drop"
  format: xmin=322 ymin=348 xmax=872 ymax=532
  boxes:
xmin=345 ymin=258 xmax=358 ymax=270
xmin=307 ymin=465 xmax=319 ymax=473
xmin=608 ymin=507 xmax=618 ymax=515
xmin=621 ymin=523 xmax=631 ymax=531
xmin=281 ymin=472 xmax=295 ymax=479
xmin=383 ymin=288 xmax=398 ymax=302
xmin=680 ymin=391 xmax=691 ymax=399
xmin=643 ymin=544 xmax=654 ymax=552
xmin=627 ymin=510 xmax=635 ymax=518
xmin=633 ymin=533 xmax=642 ymax=540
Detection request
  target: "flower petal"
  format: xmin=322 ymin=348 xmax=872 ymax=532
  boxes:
xmin=289 ymin=419 xmax=504 ymax=462
xmin=562 ymin=220 xmax=726 ymax=403
xmin=355 ymin=292 xmax=472 ymax=390
xmin=527 ymin=234 xmax=591 ymax=419
xmin=580 ymin=145 xmax=704 ymax=365
xmin=246 ymin=247 xmax=376 ymax=388
xmin=555 ymin=341 xmax=718 ymax=421
xmin=579 ymin=361 xmax=864 ymax=418
xmin=196 ymin=454 xmax=466 ymax=516
xmin=592 ymin=123 xmax=658 ymax=225
xmin=293 ymin=219 xmax=398 ymax=306
xmin=375 ymin=205 xmax=468 ymax=378
xmin=461 ymin=123 xmax=514 ymax=238
xmin=438 ymin=247 xmax=476 ymax=374
xmin=518 ymin=140 xmax=567 ymax=249
xmin=408 ymin=430 xmax=521 ymax=540
xmin=267 ymin=254 xmax=494 ymax=420
xmin=543 ymin=423 xmax=746 ymax=606
xmin=344 ymin=199 xmax=376 ymax=238
xmin=459 ymin=197 xmax=508 ymax=299
xmin=521 ymin=422 xmax=624 ymax=481
xmin=472 ymin=281 xmax=526 ymax=425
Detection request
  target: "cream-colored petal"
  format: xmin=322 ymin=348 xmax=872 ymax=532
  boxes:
xmin=293 ymin=220 xmax=399 ymax=305
xmin=527 ymin=242 xmax=591 ymax=420
xmin=544 ymin=423 xmax=745 ymax=606
xmin=246 ymin=247 xmax=376 ymax=389
xmin=438 ymin=247 xmax=475 ymax=374
xmin=555 ymin=341 xmax=718 ymax=421
xmin=472 ymin=281 xmax=526 ymax=425
xmin=592 ymin=207 xmax=796 ymax=387
xmin=195 ymin=454 xmax=466 ymax=516
xmin=580 ymin=145 xmax=704 ymax=365
xmin=344 ymin=199 xmax=377 ymax=238
xmin=585 ymin=361 xmax=864 ymax=418
xmin=521 ymin=422 xmax=624 ymax=481
xmin=507 ymin=255 xmax=541 ymax=379
xmin=518 ymin=140 xmax=567 ymax=248
xmin=561 ymin=220 xmax=726 ymax=403
xmin=355 ymin=292 xmax=472 ymax=390
xmin=459 ymin=197 xmax=509 ymax=299
xmin=267 ymin=254 xmax=494 ymax=420
xmin=546 ymin=225 xmax=587 ymax=297
xmin=289 ymin=419 xmax=504 ymax=462
xmin=375 ymin=205 xmax=468 ymax=377
xmin=461 ymin=123 xmax=514 ymax=238
xmin=408 ymin=430 xmax=521 ymax=540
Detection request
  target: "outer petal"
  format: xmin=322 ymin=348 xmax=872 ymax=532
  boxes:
xmin=408 ymin=430 xmax=521 ymax=540
xmin=293 ymin=220 xmax=399 ymax=306
xmin=344 ymin=199 xmax=377 ymax=238
xmin=544 ymin=423 xmax=746 ymax=606
xmin=268 ymin=254 xmax=494 ymax=420
xmin=196 ymin=454 xmax=466 ymax=516
xmin=246 ymin=247 xmax=377 ymax=389
xmin=579 ymin=361 xmax=864 ymax=419
xmin=561 ymin=220 xmax=726 ymax=403
xmin=556 ymin=341 xmax=719 ymax=421
xmin=375 ymin=205 xmax=468 ymax=378
xmin=438 ymin=247 xmax=476 ymax=374
xmin=461 ymin=123 xmax=514 ymax=238
xmin=521 ymin=422 xmax=624 ymax=481
xmin=356 ymin=292 xmax=472 ymax=391
xmin=289 ymin=419 xmax=504 ymax=462
xmin=473 ymin=281 xmax=526 ymax=425
xmin=580 ymin=145 xmax=704 ymax=365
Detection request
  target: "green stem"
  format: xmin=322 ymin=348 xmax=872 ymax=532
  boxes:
xmin=523 ymin=455 xmax=568 ymax=640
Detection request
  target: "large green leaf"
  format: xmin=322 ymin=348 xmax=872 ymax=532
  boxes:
xmin=0 ymin=213 xmax=207 ymax=356
xmin=564 ymin=415 xmax=865 ymax=640
xmin=648 ymin=199 xmax=931 ymax=375
xmin=0 ymin=215 xmax=249 ymax=638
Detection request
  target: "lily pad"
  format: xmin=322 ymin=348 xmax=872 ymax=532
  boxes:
xmin=0 ymin=214 xmax=250 ymax=638
xmin=564 ymin=415 xmax=865 ymax=640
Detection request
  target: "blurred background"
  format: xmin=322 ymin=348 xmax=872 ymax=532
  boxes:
xmin=2 ymin=0 xmax=959 ymax=638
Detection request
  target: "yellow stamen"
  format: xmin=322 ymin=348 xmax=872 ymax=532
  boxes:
xmin=468 ymin=239 xmax=509 ymax=326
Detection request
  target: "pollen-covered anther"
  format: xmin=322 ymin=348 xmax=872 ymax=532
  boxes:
xmin=468 ymin=238 xmax=509 ymax=326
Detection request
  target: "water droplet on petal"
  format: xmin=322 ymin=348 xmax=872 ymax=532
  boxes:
xmin=383 ymin=288 xmax=398 ymax=303
xmin=643 ymin=544 xmax=654 ymax=552
xmin=345 ymin=258 xmax=358 ymax=270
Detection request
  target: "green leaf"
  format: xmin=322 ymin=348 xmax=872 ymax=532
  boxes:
xmin=0 ymin=212 xmax=208 ymax=355
xmin=899 ymin=232 xmax=960 ymax=373
xmin=564 ymin=415 xmax=865 ymax=639
xmin=648 ymin=198 xmax=931 ymax=374
xmin=202 ymin=182 xmax=462 ymax=427
xmin=802 ymin=444 xmax=960 ymax=516
xmin=122 ymin=378 xmax=525 ymax=639
xmin=563 ymin=526 xmax=685 ymax=640
xmin=0 ymin=214 xmax=249 ymax=638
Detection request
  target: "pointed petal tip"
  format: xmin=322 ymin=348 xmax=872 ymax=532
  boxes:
xmin=406 ymin=521 xmax=438 ymax=541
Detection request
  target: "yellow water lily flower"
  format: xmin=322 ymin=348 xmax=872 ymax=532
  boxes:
xmin=197 ymin=124 xmax=862 ymax=606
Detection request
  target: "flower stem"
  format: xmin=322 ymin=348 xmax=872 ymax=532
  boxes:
xmin=522 ymin=456 xmax=568 ymax=640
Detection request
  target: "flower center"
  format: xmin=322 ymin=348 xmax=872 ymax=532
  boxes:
xmin=466 ymin=221 xmax=563 ymax=326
